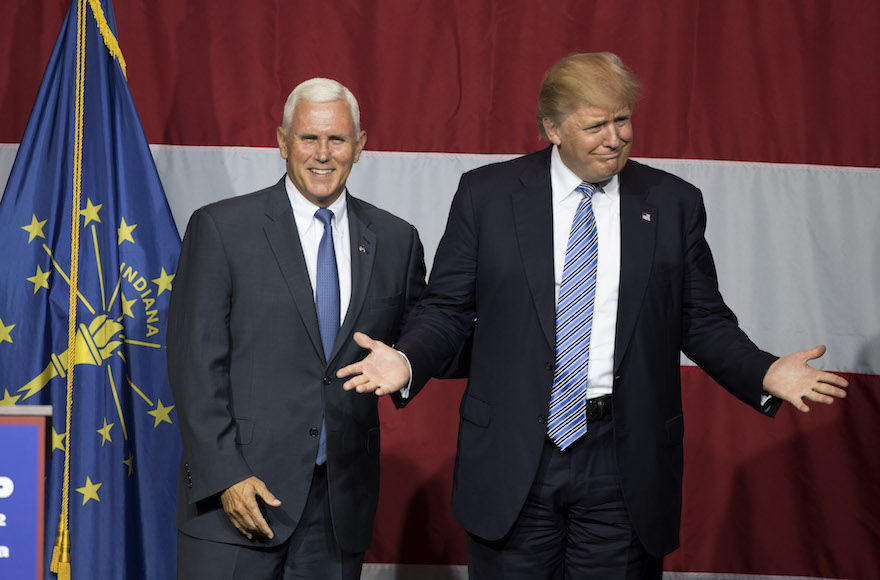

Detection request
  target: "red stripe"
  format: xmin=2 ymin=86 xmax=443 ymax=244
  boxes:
xmin=3 ymin=1 xmax=879 ymax=166
xmin=369 ymin=379 xmax=468 ymax=565
xmin=668 ymin=368 xmax=880 ymax=577
xmin=369 ymin=371 xmax=880 ymax=575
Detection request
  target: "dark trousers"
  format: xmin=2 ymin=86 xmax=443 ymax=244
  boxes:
xmin=177 ymin=465 xmax=365 ymax=580
xmin=466 ymin=416 xmax=663 ymax=579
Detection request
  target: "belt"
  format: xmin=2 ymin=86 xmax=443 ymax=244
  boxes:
xmin=585 ymin=394 xmax=613 ymax=423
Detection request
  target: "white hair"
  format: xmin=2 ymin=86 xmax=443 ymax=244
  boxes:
xmin=281 ymin=78 xmax=361 ymax=135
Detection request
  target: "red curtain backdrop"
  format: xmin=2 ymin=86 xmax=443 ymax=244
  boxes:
xmin=3 ymin=2 xmax=878 ymax=578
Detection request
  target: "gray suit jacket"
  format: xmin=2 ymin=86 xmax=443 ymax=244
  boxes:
xmin=167 ymin=178 xmax=426 ymax=552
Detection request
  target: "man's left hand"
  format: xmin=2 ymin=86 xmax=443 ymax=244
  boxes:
xmin=762 ymin=345 xmax=848 ymax=412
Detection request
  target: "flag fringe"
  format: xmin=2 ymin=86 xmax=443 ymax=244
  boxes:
xmin=50 ymin=521 xmax=70 ymax=575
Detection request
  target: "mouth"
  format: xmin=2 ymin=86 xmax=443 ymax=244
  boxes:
xmin=310 ymin=168 xmax=333 ymax=175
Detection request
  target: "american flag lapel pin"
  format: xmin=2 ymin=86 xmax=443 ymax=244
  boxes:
xmin=641 ymin=211 xmax=652 ymax=222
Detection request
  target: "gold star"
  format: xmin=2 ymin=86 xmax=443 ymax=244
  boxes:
xmin=75 ymin=476 xmax=102 ymax=505
xmin=26 ymin=265 xmax=51 ymax=294
xmin=118 ymin=218 xmax=137 ymax=245
xmin=80 ymin=198 xmax=103 ymax=226
xmin=0 ymin=389 xmax=20 ymax=406
xmin=0 ymin=318 xmax=13 ymax=344
xmin=97 ymin=419 xmax=114 ymax=446
xmin=21 ymin=214 xmax=47 ymax=243
xmin=52 ymin=429 xmax=67 ymax=452
xmin=121 ymin=292 xmax=137 ymax=318
xmin=152 ymin=268 xmax=175 ymax=296
xmin=147 ymin=399 xmax=175 ymax=427
xmin=123 ymin=452 xmax=134 ymax=477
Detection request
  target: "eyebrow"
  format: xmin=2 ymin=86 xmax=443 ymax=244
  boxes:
xmin=297 ymin=133 xmax=349 ymax=141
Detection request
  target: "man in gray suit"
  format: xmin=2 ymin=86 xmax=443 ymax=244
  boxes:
xmin=167 ymin=78 xmax=426 ymax=579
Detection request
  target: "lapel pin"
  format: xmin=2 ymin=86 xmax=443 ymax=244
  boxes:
xmin=358 ymin=245 xmax=369 ymax=255
xmin=641 ymin=212 xmax=652 ymax=222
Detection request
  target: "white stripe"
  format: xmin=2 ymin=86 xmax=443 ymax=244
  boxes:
xmin=360 ymin=565 xmax=842 ymax=580
xmin=361 ymin=564 xmax=469 ymax=580
xmin=663 ymin=574 xmax=846 ymax=580
xmin=2 ymin=144 xmax=877 ymax=374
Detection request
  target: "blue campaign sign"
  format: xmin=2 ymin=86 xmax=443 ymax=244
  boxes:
xmin=0 ymin=417 xmax=45 ymax=580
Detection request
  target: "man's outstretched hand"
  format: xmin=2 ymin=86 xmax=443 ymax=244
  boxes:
xmin=763 ymin=345 xmax=848 ymax=413
xmin=337 ymin=332 xmax=411 ymax=396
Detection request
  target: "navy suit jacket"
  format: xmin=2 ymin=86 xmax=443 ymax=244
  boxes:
xmin=395 ymin=147 xmax=780 ymax=556
xmin=167 ymin=178 xmax=426 ymax=552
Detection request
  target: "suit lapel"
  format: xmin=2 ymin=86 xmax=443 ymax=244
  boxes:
xmin=262 ymin=180 xmax=325 ymax=361
xmin=614 ymin=161 xmax=657 ymax=373
xmin=512 ymin=148 xmax=556 ymax=352
xmin=334 ymin=195 xmax=375 ymax=364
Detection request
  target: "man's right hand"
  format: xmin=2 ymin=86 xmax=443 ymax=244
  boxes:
xmin=220 ymin=476 xmax=282 ymax=540
xmin=337 ymin=332 xmax=411 ymax=396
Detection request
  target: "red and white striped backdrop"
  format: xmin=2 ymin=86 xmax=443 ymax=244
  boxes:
xmin=2 ymin=2 xmax=878 ymax=578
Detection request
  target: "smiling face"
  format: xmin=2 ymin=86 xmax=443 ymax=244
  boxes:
xmin=276 ymin=99 xmax=367 ymax=208
xmin=542 ymin=102 xmax=633 ymax=186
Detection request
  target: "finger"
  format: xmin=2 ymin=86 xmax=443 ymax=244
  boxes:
xmin=356 ymin=380 xmax=380 ymax=394
xmin=813 ymin=383 xmax=848 ymax=399
xmin=352 ymin=332 xmax=375 ymax=349
xmin=224 ymin=506 xmax=255 ymax=539
xmin=807 ymin=392 xmax=836 ymax=405
xmin=232 ymin=497 xmax=272 ymax=539
xmin=255 ymin=485 xmax=282 ymax=507
xmin=787 ymin=395 xmax=811 ymax=413
xmin=816 ymin=371 xmax=849 ymax=388
xmin=337 ymin=364 xmax=358 ymax=380
xmin=802 ymin=344 xmax=827 ymax=361
xmin=228 ymin=517 xmax=253 ymax=540
xmin=341 ymin=374 xmax=367 ymax=391
xmin=249 ymin=511 xmax=274 ymax=539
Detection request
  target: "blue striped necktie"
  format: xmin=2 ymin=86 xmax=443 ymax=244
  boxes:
xmin=548 ymin=182 xmax=599 ymax=450
xmin=314 ymin=208 xmax=339 ymax=465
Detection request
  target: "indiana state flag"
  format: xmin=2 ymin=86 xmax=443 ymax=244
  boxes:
xmin=0 ymin=0 xmax=181 ymax=578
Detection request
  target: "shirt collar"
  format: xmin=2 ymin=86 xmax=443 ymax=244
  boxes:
xmin=285 ymin=175 xmax=349 ymax=233
xmin=549 ymin=145 xmax=620 ymax=204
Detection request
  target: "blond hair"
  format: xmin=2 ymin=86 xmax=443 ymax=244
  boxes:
xmin=537 ymin=52 xmax=640 ymax=138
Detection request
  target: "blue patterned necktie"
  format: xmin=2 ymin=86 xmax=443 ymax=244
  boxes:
xmin=548 ymin=182 xmax=599 ymax=450
xmin=314 ymin=208 xmax=339 ymax=465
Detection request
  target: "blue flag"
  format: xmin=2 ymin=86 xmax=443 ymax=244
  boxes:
xmin=0 ymin=1 xmax=181 ymax=578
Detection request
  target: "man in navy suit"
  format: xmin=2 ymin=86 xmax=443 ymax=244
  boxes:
xmin=168 ymin=78 xmax=426 ymax=579
xmin=338 ymin=53 xmax=848 ymax=578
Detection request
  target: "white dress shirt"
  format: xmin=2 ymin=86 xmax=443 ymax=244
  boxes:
xmin=550 ymin=145 xmax=621 ymax=398
xmin=285 ymin=176 xmax=352 ymax=326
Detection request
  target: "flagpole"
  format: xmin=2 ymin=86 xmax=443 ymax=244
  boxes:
xmin=50 ymin=0 xmax=87 ymax=577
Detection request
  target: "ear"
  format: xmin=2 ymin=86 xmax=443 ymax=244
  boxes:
xmin=542 ymin=117 xmax=562 ymax=146
xmin=276 ymin=126 xmax=289 ymax=159
xmin=353 ymin=130 xmax=367 ymax=163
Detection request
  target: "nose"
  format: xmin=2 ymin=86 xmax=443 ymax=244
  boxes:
xmin=603 ymin=124 xmax=621 ymax=148
xmin=315 ymin=139 xmax=331 ymax=161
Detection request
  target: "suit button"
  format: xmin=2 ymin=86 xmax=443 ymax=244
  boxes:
xmin=323 ymin=376 xmax=332 ymax=385
xmin=544 ymin=362 xmax=553 ymax=371
xmin=309 ymin=427 xmax=319 ymax=437
xmin=537 ymin=415 xmax=547 ymax=424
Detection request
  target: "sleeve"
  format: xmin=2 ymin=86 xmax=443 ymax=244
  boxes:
xmin=166 ymin=209 xmax=254 ymax=503
xmin=395 ymin=173 xmax=479 ymax=395
xmin=678 ymin=192 xmax=781 ymax=416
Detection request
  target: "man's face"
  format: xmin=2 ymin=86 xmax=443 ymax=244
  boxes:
xmin=542 ymin=103 xmax=633 ymax=186
xmin=276 ymin=99 xmax=366 ymax=208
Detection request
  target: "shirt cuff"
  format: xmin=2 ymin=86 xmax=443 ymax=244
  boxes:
xmin=396 ymin=349 xmax=413 ymax=399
